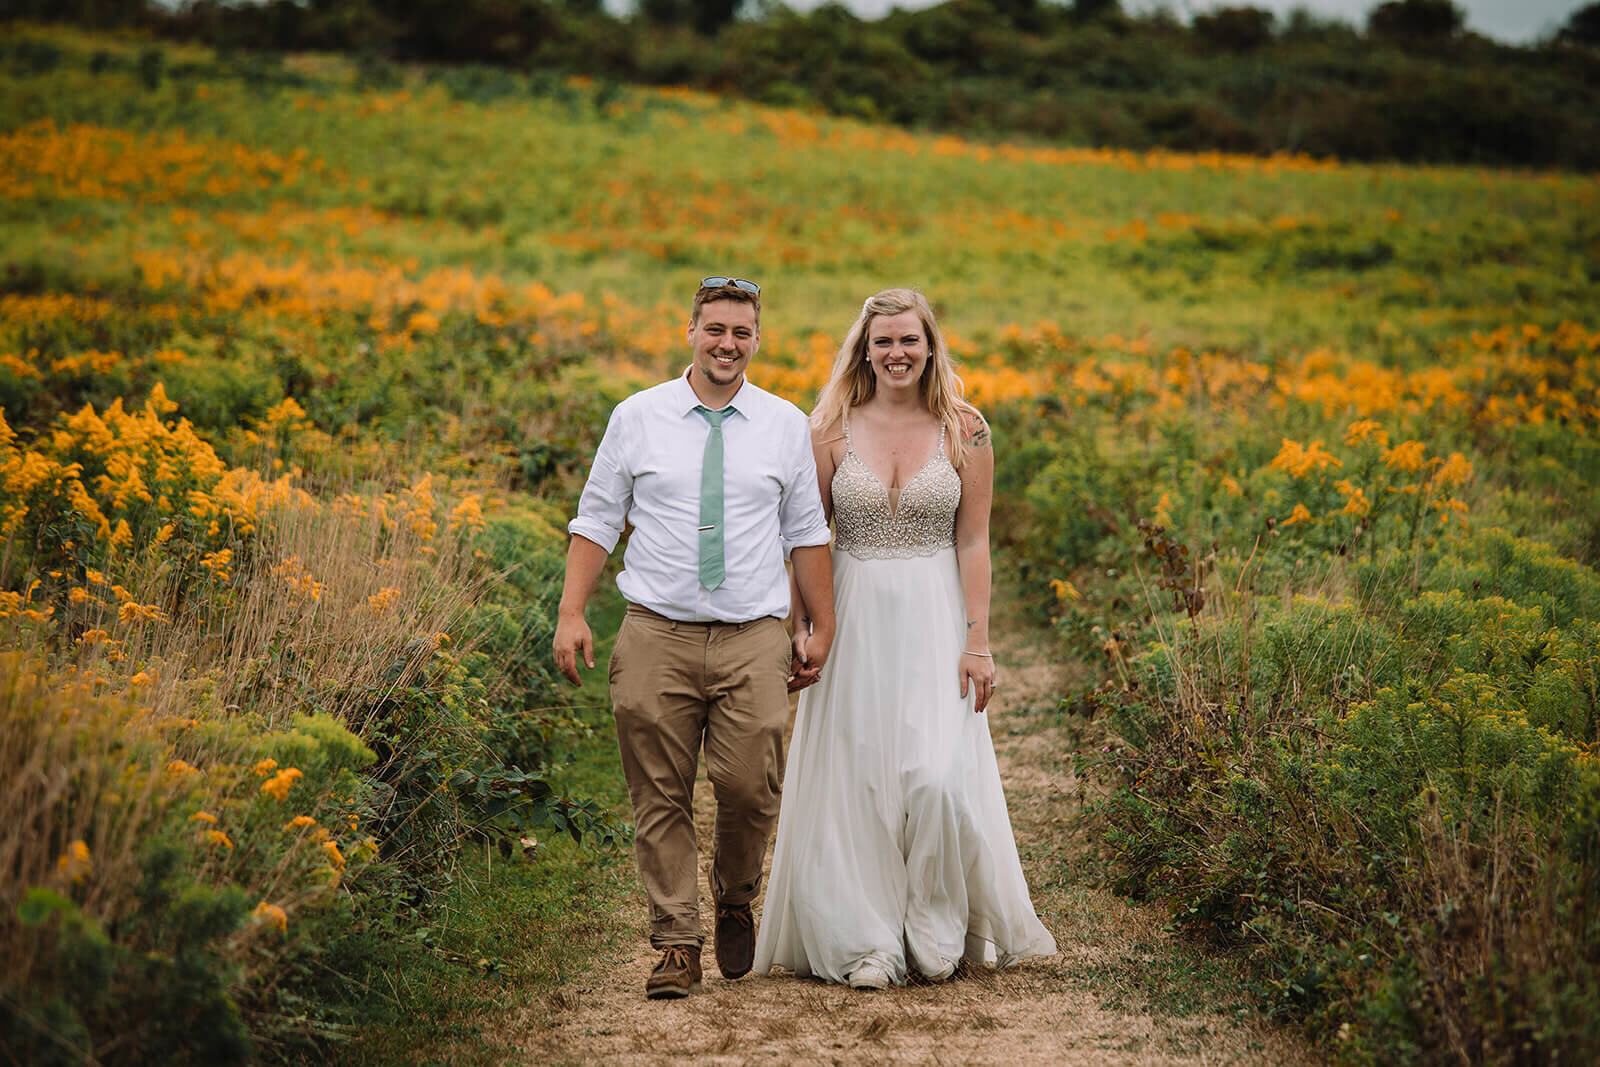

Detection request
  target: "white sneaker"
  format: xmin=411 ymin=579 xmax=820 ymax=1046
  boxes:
xmin=848 ymin=961 xmax=891 ymax=990
xmin=920 ymin=957 xmax=957 ymax=982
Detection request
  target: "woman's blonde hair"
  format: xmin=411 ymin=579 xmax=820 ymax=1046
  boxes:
xmin=811 ymin=287 xmax=977 ymax=467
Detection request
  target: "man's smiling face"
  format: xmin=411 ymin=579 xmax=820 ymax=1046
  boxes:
xmin=687 ymin=298 xmax=760 ymax=394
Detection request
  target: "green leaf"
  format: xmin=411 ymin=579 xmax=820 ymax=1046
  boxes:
xmin=18 ymin=887 xmax=76 ymax=926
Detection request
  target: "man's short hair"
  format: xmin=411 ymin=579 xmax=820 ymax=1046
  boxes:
xmin=692 ymin=281 xmax=761 ymax=324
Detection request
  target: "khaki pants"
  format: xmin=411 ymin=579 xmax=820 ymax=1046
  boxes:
xmin=609 ymin=603 xmax=792 ymax=948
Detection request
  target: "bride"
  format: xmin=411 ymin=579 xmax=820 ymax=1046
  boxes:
xmin=754 ymin=288 xmax=1056 ymax=989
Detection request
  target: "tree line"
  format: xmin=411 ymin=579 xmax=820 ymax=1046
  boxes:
xmin=11 ymin=0 xmax=1600 ymax=169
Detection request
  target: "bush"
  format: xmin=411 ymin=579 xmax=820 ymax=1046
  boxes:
xmin=0 ymin=378 xmax=618 ymax=1058
xmin=1076 ymin=516 xmax=1600 ymax=1061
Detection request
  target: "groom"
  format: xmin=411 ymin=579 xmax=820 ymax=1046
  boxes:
xmin=553 ymin=276 xmax=835 ymax=999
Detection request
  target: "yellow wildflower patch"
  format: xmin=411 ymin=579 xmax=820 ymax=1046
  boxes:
xmin=1382 ymin=440 xmax=1428 ymax=472
xmin=252 ymin=901 xmax=288 ymax=931
xmin=259 ymin=767 xmax=304 ymax=801
xmin=1269 ymin=438 xmax=1342 ymax=479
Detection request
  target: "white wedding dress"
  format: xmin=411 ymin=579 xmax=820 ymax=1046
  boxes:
xmin=753 ymin=418 xmax=1057 ymax=985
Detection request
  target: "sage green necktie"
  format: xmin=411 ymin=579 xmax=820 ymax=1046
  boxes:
xmin=695 ymin=405 xmax=728 ymax=591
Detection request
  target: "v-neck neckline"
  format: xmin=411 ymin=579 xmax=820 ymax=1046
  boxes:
xmin=843 ymin=412 xmax=946 ymax=517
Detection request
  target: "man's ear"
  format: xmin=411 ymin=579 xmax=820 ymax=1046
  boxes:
xmin=685 ymin=318 xmax=696 ymax=344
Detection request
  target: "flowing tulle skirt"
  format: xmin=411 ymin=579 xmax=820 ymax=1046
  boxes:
xmin=753 ymin=545 xmax=1057 ymax=985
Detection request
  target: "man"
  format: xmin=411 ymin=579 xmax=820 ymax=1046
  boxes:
xmin=552 ymin=276 xmax=836 ymax=999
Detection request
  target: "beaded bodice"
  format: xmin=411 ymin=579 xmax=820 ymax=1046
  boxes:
xmin=831 ymin=414 xmax=961 ymax=560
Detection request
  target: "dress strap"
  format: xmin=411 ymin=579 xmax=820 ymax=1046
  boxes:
xmin=843 ymin=409 xmax=854 ymax=450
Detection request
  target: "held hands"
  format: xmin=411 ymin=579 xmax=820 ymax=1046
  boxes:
xmin=959 ymin=649 xmax=996 ymax=713
xmin=552 ymin=612 xmax=595 ymax=687
xmin=788 ymin=620 xmax=834 ymax=693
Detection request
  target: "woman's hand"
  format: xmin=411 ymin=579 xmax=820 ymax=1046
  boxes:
xmin=789 ymin=625 xmax=821 ymax=692
xmin=959 ymin=649 xmax=996 ymax=713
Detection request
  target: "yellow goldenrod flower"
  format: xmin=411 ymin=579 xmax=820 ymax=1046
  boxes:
xmin=118 ymin=601 xmax=169 ymax=624
xmin=166 ymin=759 xmax=198 ymax=778
xmin=200 ymin=548 xmax=232 ymax=580
xmin=189 ymin=811 xmax=217 ymax=824
xmin=448 ymin=494 xmax=486 ymax=535
xmin=321 ymin=840 xmax=346 ymax=869
xmin=253 ymin=758 xmax=278 ymax=776
xmin=1050 ymin=578 xmax=1082 ymax=602
xmin=259 ymin=767 xmax=304 ymax=801
xmin=1382 ymin=440 xmax=1428 ymax=473
xmin=1283 ymin=503 xmax=1313 ymax=526
xmin=1343 ymin=419 xmax=1389 ymax=447
xmin=252 ymin=901 xmax=288 ymax=931
xmin=56 ymin=839 xmax=91 ymax=883
xmin=284 ymin=815 xmax=317 ymax=831
xmin=1152 ymin=491 xmax=1173 ymax=527
xmin=1269 ymin=438 xmax=1342 ymax=479
xmin=1340 ymin=489 xmax=1371 ymax=517
xmin=367 ymin=587 xmax=401 ymax=613
xmin=1434 ymin=452 xmax=1474 ymax=488
xmin=206 ymin=830 xmax=234 ymax=850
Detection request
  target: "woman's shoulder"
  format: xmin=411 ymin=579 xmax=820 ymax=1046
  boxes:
xmin=809 ymin=409 xmax=847 ymax=448
xmin=957 ymin=403 xmax=990 ymax=449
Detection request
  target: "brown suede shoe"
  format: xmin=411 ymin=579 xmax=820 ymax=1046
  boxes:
xmin=645 ymin=945 xmax=702 ymax=999
xmin=715 ymin=902 xmax=755 ymax=980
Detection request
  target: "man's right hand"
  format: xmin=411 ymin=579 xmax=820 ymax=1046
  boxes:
xmin=553 ymin=614 xmax=595 ymax=687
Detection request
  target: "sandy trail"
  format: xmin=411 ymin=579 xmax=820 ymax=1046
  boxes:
xmin=518 ymin=627 xmax=1319 ymax=1066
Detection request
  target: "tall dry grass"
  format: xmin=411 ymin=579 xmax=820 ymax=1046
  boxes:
xmin=0 ymin=463 xmax=509 ymax=1060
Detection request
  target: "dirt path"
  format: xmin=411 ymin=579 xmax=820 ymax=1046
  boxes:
xmin=517 ymin=627 xmax=1320 ymax=1066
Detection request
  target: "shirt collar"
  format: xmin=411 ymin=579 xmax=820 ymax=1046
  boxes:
xmin=674 ymin=368 xmax=750 ymax=419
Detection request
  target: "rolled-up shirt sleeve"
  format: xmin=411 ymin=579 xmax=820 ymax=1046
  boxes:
xmin=568 ymin=404 xmax=632 ymax=553
xmin=779 ymin=416 xmax=831 ymax=554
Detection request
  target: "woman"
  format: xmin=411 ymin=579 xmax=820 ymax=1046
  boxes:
xmin=753 ymin=288 xmax=1056 ymax=989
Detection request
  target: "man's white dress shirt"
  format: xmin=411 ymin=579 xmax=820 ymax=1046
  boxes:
xmin=569 ymin=373 xmax=831 ymax=623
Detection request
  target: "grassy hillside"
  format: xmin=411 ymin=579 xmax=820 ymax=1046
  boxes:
xmin=2 ymin=23 xmax=1597 ymax=1064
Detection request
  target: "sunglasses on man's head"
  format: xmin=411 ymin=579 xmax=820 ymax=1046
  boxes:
xmin=701 ymin=276 xmax=760 ymax=295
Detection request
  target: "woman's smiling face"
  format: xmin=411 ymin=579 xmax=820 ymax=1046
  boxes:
xmin=866 ymin=310 xmax=929 ymax=395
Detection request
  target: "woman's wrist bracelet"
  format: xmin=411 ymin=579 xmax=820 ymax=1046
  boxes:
xmin=962 ymin=650 xmax=993 ymax=658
